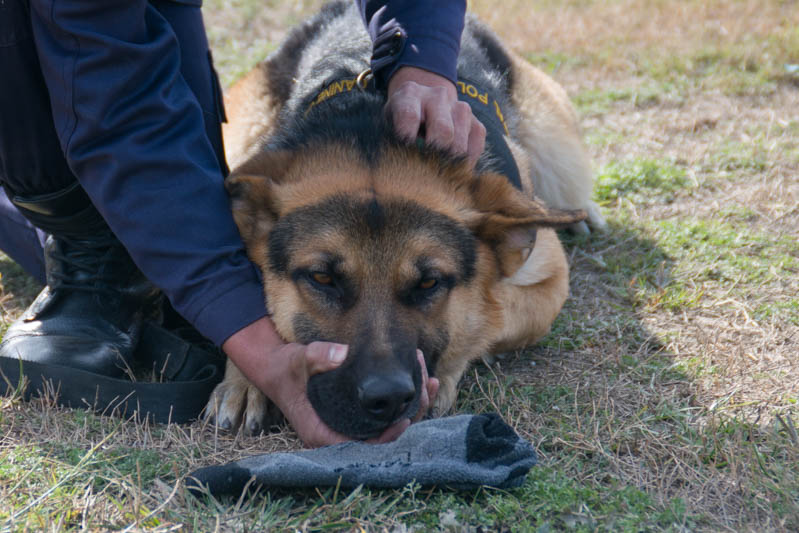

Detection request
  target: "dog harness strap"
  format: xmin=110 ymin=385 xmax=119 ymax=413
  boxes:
xmin=455 ymin=77 xmax=522 ymax=190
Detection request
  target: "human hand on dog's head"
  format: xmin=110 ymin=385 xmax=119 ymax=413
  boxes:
xmin=386 ymin=66 xmax=486 ymax=167
xmin=223 ymin=317 xmax=438 ymax=448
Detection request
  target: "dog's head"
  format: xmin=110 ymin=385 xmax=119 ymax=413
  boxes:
xmin=226 ymin=141 xmax=583 ymax=438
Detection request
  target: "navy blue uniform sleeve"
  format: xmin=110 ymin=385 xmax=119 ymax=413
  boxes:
xmin=28 ymin=0 xmax=267 ymax=346
xmin=356 ymin=0 xmax=466 ymax=88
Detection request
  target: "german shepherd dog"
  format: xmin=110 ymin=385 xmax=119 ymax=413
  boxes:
xmin=206 ymin=1 xmax=605 ymax=439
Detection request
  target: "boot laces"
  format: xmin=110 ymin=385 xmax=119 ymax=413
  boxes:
xmin=49 ymin=235 xmax=132 ymax=294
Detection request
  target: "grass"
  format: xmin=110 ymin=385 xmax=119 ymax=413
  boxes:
xmin=594 ymin=158 xmax=692 ymax=205
xmin=2 ymin=0 xmax=799 ymax=531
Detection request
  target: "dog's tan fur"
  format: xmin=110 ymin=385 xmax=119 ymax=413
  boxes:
xmin=505 ymin=50 xmax=606 ymax=234
xmin=206 ymin=19 xmax=602 ymax=435
xmin=221 ymin=63 xmax=280 ymax=171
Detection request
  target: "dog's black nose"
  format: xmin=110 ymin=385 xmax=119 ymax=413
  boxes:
xmin=357 ymin=374 xmax=415 ymax=423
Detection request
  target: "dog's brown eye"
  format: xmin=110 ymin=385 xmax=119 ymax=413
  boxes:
xmin=418 ymin=278 xmax=437 ymax=290
xmin=312 ymin=272 xmax=333 ymax=285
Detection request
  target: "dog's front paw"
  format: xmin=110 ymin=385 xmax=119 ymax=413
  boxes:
xmin=430 ymin=376 xmax=458 ymax=418
xmin=204 ymin=361 xmax=283 ymax=435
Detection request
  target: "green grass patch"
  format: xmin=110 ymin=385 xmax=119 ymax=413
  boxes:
xmin=573 ymin=86 xmax=662 ymax=115
xmin=561 ymin=206 xmax=798 ymax=328
xmin=656 ymin=218 xmax=797 ymax=282
xmin=754 ymin=299 xmax=799 ymax=326
xmin=633 ymin=44 xmax=774 ymax=97
xmin=601 ymin=213 xmax=799 ymax=322
xmin=526 ymin=50 xmax=591 ymax=75
xmin=50 ymin=443 xmax=174 ymax=488
xmin=702 ymin=139 xmax=770 ymax=179
xmin=522 ymin=467 xmax=690 ymax=532
xmin=0 ymin=444 xmax=109 ymax=529
xmin=0 ymin=439 xmax=181 ymax=528
xmin=540 ymin=302 xmax=659 ymax=354
xmin=594 ymin=159 xmax=691 ymax=206
xmin=596 ymin=25 xmax=799 ymax=99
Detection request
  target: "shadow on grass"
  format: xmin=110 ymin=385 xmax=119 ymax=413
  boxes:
xmin=454 ymin=221 xmax=695 ymax=530
xmin=451 ymin=218 xmax=799 ymax=531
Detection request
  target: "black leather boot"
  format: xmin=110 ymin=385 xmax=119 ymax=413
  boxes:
xmin=0 ymin=183 xmax=161 ymax=378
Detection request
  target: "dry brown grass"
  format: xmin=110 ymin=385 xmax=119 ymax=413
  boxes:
xmin=2 ymin=0 xmax=798 ymax=531
xmin=474 ymin=0 xmax=792 ymax=49
xmin=471 ymin=0 xmax=799 ymax=83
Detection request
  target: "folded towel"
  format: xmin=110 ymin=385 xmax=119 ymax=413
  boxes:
xmin=187 ymin=413 xmax=536 ymax=497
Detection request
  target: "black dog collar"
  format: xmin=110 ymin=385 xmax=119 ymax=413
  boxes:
xmin=304 ymin=68 xmax=376 ymax=116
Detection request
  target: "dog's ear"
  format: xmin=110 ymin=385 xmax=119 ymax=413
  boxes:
xmin=225 ymin=150 xmax=294 ymax=264
xmin=468 ymin=172 xmax=586 ymax=276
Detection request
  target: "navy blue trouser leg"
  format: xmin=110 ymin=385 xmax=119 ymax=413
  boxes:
xmin=0 ymin=0 xmax=76 ymax=197
xmin=0 ymin=0 xmax=61 ymax=282
xmin=0 ymin=0 xmax=226 ymax=280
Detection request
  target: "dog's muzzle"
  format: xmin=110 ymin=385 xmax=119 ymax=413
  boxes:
xmin=307 ymin=357 xmax=422 ymax=439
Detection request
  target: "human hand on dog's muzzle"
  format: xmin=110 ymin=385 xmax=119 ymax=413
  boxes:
xmin=280 ymin=345 xmax=438 ymax=448
xmin=227 ymin=318 xmax=439 ymax=448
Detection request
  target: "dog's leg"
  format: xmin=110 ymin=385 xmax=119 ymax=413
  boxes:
xmin=431 ymin=357 xmax=472 ymax=417
xmin=209 ymin=57 xmax=289 ymax=435
xmin=205 ymin=359 xmax=282 ymax=435
xmin=507 ymin=51 xmax=606 ymax=232
xmin=428 ymin=232 xmax=569 ymax=414
xmin=489 ymin=228 xmax=571 ymax=354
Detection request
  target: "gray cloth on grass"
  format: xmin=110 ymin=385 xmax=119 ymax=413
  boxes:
xmin=187 ymin=413 xmax=536 ymax=497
